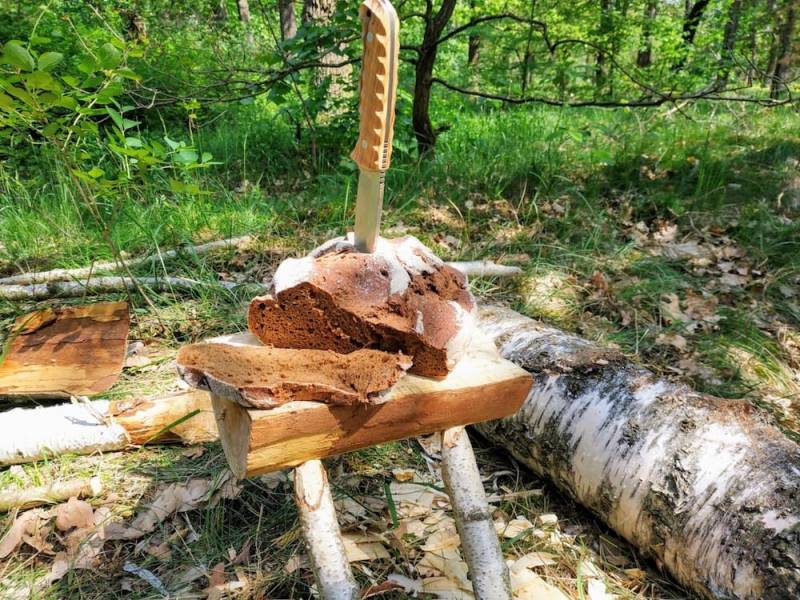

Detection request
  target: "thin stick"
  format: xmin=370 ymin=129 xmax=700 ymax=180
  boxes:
xmin=441 ymin=426 xmax=512 ymax=600
xmin=0 ymin=477 xmax=102 ymax=512
xmin=294 ymin=460 xmax=359 ymax=600
xmin=0 ymin=236 xmax=252 ymax=285
xmin=0 ymin=276 xmax=247 ymax=301
xmin=447 ymin=261 xmax=523 ymax=277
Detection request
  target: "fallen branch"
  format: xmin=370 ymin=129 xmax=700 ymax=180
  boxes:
xmin=0 ymin=236 xmax=252 ymax=285
xmin=0 ymin=477 xmax=102 ymax=512
xmin=447 ymin=261 xmax=522 ymax=278
xmin=0 ymin=276 xmax=244 ymax=301
xmin=0 ymin=391 xmax=217 ymax=466
xmin=475 ymin=305 xmax=800 ymax=600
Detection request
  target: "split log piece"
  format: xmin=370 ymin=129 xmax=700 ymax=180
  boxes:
xmin=441 ymin=426 xmax=512 ymax=599
xmin=0 ymin=235 xmax=253 ymax=285
xmin=294 ymin=459 xmax=359 ymax=600
xmin=0 ymin=302 xmax=129 ymax=399
xmin=475 ymin=305 xmax=800 ymax=600
xmin=0 ymin=476 xmax=102 ymax=512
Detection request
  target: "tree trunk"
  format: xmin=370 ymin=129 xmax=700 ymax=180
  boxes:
xmin=636 ymin=0 xmax=657 ymax=68
xmin=595 ymin=0 xmax=612 ymax=95
xmin=237 ymin=0 xmax=251 ymax=22
xmin=467 ymin=34 xmax=480 ymax=68
xmin=278 ymin=0 xmax=297 ymax=40
xmin=718 ymin=0 xmax=744 ymax=86
xmin=214 ymin=0 xmax=229 ymax=22
xmin=771 ymin=0 xmax=799 ymax=98
xmin=302 ymin=0 xmax=349 ymax=96
xmin=674 ymin=0 xmax=711 ymax=69
xmin=474 ymin=306 xmax=800 ymax=600
xmin=412 ymin=0 xmax=458 ymax=157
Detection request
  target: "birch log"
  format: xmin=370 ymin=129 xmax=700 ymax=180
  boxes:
xmin=0 ymin=391 xmax=217 ymax=466
xmin=294 ymin=460 xmax=359 ymax=600
xmin=441 ymin=426 xmax=512 ymax=600
xmin=475 ymin=306 xmax=800 ymax=600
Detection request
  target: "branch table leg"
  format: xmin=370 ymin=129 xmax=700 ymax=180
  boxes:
xmin=294 ymin=460 xmax=359 ymax=600
xmin=441 ymin=426 xmax=512 ymax=600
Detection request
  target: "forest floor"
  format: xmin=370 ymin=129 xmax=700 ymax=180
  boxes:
xmin=0 ymin=102 xmax=798 ymax=598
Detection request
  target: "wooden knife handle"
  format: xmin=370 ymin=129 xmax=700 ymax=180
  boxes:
xmin=350 ymin=0 xmax=399 ymax=172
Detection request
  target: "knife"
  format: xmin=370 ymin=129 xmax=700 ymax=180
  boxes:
xmin=351 ymin=0 xmax=400 ymax=253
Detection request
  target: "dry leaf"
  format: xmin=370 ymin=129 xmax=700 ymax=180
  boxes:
xmin=208 ymin=561 xmax=227 ymax=587
xmin=106 ymin=479 xmax=212 ymax=540
xmin=655 ymin=332 xmax=688 ymax=352
xmin=509 ymin=563 xmax=569 ymax=600
xmin=334 ymin=497 xmax=368 ymax=526
xmin=389 ymin=482 xmax=449 ymax=518
xmin=684 ymin=291 xmax=718 ymax=321
xmin=0 ymin=509 xmax=50 ymax=559
xmin=419 ymin=522 xmax=460 ymax=552
xmin=55 ymin=497 xmax=94 ymax=531
xmin=538 ymin=514 xmax=558 ymax=526
xmin=500 ymin=517 xmax=534 ymax=538
xmin=659 ymin=294 xmax=689 ymax=323
xmin=391 ymin=468 xmax=417 ymax=482
xmin=418 ymin=547 xmax=473 ymax=596
xmin=720 ymin=272 xmax=749 ymax=287
xmin=182 ymin=446 xmax=205 ymax=459
xmin=145 ymin=542 xmax=172 ymax=562
xmin=394 ymin=518 xmax=426 ymax=540
xmin=511 ymin=552 xmax=558 ymax=570
xmin=342 ymin=532 xmax=390 ymax=562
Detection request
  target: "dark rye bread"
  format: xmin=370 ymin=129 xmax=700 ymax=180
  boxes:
xmin=247 ymin=235 xmax=476 ymax=378
xmin=177 ymin=342 xmax=412 ymax=409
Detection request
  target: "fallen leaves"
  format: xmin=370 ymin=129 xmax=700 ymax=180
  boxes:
xmin=105 ymin=472 xmax=240 ymax=541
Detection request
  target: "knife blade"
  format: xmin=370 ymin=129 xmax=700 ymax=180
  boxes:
xmin=351 ymin=0 xmax=399 ymax=253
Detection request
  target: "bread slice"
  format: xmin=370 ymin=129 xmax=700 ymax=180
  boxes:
xmin=177 ymin=342 xmax=411 ymax=409
xmin=247 ymin=235 xmax=476 ymax=378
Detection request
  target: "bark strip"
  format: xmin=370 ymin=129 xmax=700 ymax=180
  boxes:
xmin=475 ymin=305 xmax=800 ymax=600
xmin=294 ymin=459 xmax=359 ymax=600
xmin=441 ymin=426 xmax=512 ymax=600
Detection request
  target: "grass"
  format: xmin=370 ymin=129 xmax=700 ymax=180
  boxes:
xmin=1 ymin=99 xmax=799 ymax=597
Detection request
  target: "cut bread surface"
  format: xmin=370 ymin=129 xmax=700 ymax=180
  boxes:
xmin=177 ymin=343 xmax=411 ymax=408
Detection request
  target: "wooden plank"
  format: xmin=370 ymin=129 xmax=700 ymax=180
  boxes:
xmin=211 ymin=351 xmax=532 ymax=478
xmin=0 ymin=302 xmax=129 ymax=399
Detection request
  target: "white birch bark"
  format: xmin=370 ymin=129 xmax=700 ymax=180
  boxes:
xmin=0 ymin=276 xmax=241 ymax=300
xmin=0 ymin=392 xmax=217 ymax=466
xmin=441 ymin=426 xmax=512 ymax=600
xmin=475 ymin=305 xmax=800 ymax=600
xmin=0 ymin=401 xmax=129 ymax=465
xmin=294 ymin=460 xmax=359 ymax=600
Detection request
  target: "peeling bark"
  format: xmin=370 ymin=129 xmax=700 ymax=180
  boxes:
xmin=475 ymin=306 xmax=800 ymax=600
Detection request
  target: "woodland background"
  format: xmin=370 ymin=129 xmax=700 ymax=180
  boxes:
xmin=1 ymin=0 xmax=799 ymax=597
